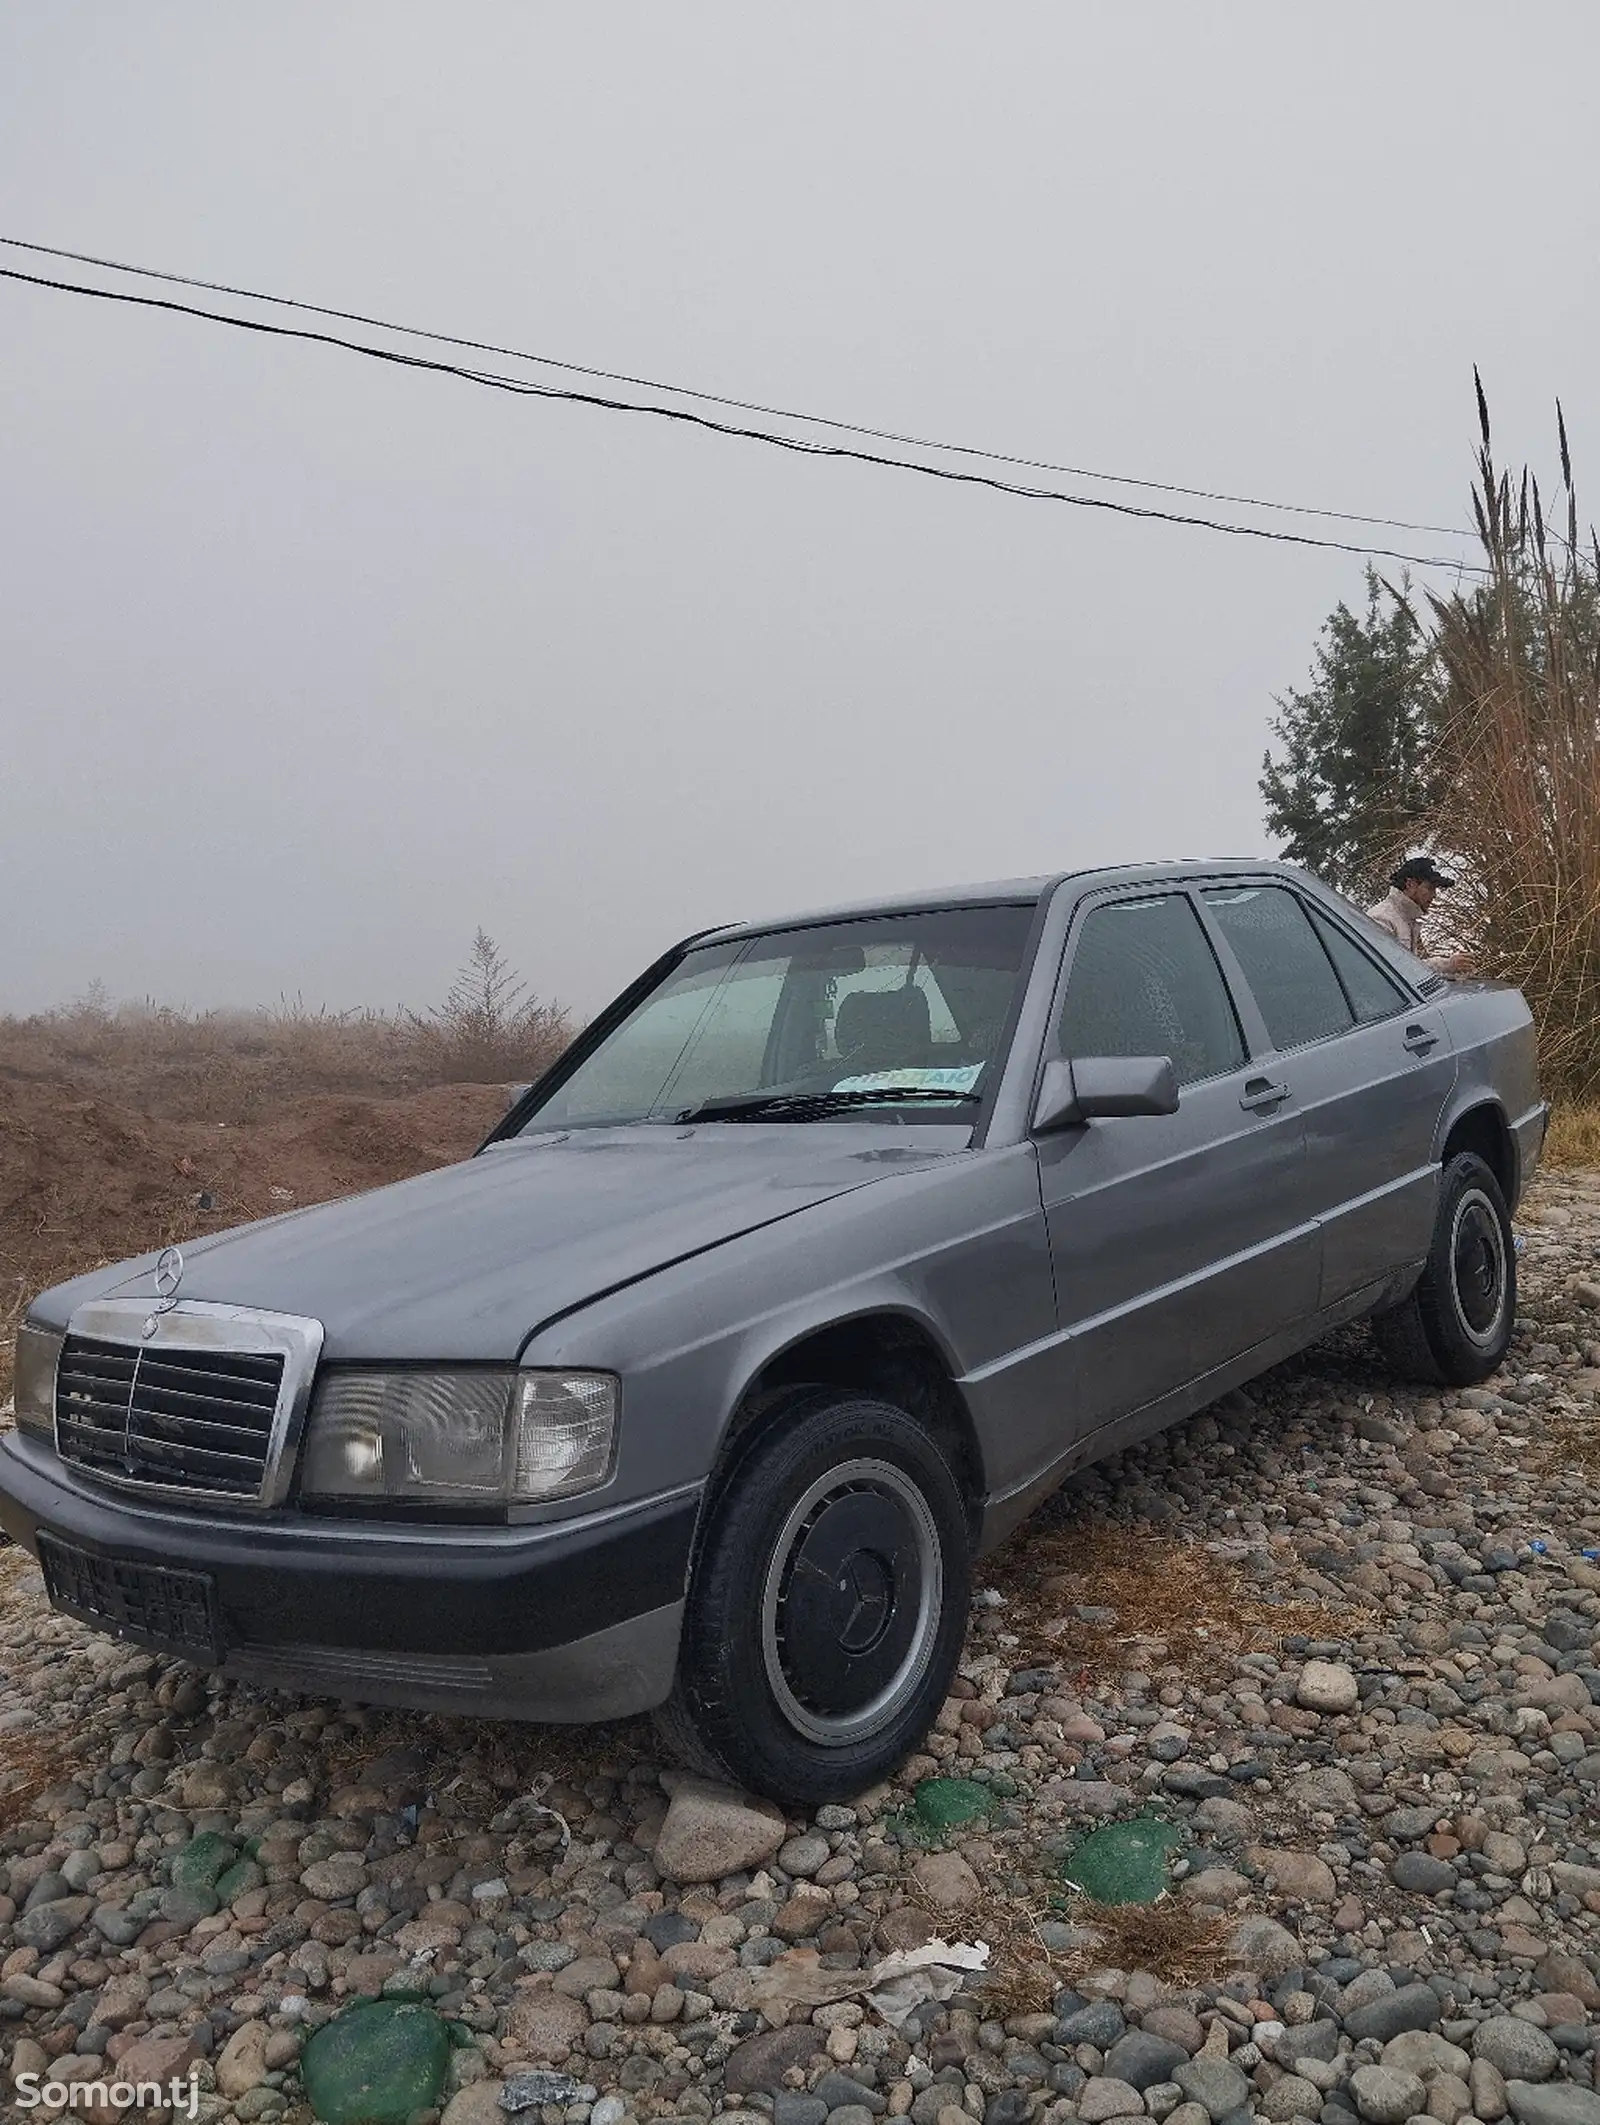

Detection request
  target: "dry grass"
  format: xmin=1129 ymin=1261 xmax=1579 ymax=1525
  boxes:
xmin=0 ymin=985 xmax=571 ymax=1128
xmin=968 ymin=1887 xmax=1071 ymax=2016
xmin=1540 ymin=1409 xmax=1600 ymax=1481
xmin=989 ymin=1521 xmax=1355 ymax=1682
xmin=1057 ymin=1897 xmax=1234 ymax=1987
xmin=1415 ymin=386 xmax=1600 ymax=1102
xmin=1546 ymin=1103 xmax=1600 ymax=1168
xmin=968 ymin=1879 xmax=1234 ymax=2014
xmin=0 ymin=1729 xmax=73 ymax=1831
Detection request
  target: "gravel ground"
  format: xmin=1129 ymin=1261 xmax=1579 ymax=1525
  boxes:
xmin=4 ymin=1167 xmax=1600 ymax=2125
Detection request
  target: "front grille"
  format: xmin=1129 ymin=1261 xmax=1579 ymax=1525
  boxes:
xmin=55 ymin=1334 xmax=285 ymax=1499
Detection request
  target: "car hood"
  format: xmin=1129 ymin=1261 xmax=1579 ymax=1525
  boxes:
xmin=76 ymin=1124 xmax=964 ymax=1360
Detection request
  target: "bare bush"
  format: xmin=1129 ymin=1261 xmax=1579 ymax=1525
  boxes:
xmin=403 ymin=929 xmax=572 ymax=1086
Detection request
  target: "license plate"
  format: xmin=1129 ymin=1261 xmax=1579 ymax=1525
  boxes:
xmin=37 ymin=1532 xmax=222 ymax=1661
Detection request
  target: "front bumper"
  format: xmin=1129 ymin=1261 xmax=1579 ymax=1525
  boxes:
xmin=0 ymin=1434 xmax=697 ymax=1721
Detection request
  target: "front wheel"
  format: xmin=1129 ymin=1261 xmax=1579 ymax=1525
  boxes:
xmin=1372 ymin=1150 xmax=1515 ymax=1386
xmin=658 ymin=1388 xmax=971 ymax=1805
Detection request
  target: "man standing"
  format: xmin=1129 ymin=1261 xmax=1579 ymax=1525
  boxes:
xmin=1367 ymin=856 xmax=1471 ymax=974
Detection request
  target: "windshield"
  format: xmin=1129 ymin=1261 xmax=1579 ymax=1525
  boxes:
xmin=522 ymin=903 xmax=1037 ymax=1130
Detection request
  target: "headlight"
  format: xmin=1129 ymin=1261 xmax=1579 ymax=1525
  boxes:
xmin=299 ymin=1369 xmax=616 ymax=1507
xmin=13 ymin=1324 xmax=63 ymax=1440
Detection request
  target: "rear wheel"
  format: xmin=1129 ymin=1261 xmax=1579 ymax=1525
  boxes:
xmin=658 ymin=1388 xmax=970 ymax=1805
xmin=1373 ymin=1150 xmax=1515 ymax=1386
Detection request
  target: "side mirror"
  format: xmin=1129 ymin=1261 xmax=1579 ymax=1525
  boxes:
xmin=1032 ymin=1054 xmax=1180 ymax=1133
xmin=506 ymin=1083 xmax=532 ymax=1114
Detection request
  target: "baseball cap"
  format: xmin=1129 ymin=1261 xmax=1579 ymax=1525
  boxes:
xmin=1392 ymin=855 xmax=1456 ymax=889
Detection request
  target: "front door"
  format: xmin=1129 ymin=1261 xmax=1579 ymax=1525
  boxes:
xmin=1035 ymin=890 xmax=1321 ymax=1438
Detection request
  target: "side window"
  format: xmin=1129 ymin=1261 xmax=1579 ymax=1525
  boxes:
xmin=1307 ymin=906 xmax=1410 ymax=1025
xmin=1057 ymin=895 xmax=1245 ymax=1086
xmin=1202 ymin=885 xmax=1354 ymax=1051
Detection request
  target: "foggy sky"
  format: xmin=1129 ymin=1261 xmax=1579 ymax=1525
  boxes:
xmin=3 ymin=6 xmax=1597 ymax=1021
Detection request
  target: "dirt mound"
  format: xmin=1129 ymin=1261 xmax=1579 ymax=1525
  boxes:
xmin=0 ymin=1078 xmax=508 ymax=1397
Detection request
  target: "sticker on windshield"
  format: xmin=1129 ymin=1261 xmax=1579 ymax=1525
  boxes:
xmin=830 ymin=1065 xmax=985 ymax=1094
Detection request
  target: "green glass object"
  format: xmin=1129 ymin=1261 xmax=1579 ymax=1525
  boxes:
xmin=913 ymin=1777 xmax=992 ymax=1833
xmin=214 ymin=1858 xmax=264 ymax=1904
xmin=301 ymin=1998 xmax=452 ymax=2125
xmin=169 ymin=1832 xmax=239 ymax=1893
xmin=1059 ymin=1818 xmax=1182 ymax=1905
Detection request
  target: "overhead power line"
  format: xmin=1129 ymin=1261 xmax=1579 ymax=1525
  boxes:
xmin=0 ymin=255 xmax=1487 ymax=576
xmin=0 ymin=232 xmax=1473 ymax=544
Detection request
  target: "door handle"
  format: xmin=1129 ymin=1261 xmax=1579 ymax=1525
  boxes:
xmin=1403 ymin=1023 xmax=1439 ymax=1054
xmin=1240 ymin=1076 xmax=1291 ymax=1112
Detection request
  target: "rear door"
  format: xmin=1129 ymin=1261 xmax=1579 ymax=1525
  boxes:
xmin=1035 ymin=888 xmax=1320 ymax=1435
xmin=1197 ymin=882 xmax=1456 ymax=1306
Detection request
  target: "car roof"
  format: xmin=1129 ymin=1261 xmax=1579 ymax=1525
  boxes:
xmin=700 ymin=858 xmax=1314 ymax=943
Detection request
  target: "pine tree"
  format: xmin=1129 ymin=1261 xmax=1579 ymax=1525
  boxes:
xmin=1260 ymin=567 xmax=1438 ymax=897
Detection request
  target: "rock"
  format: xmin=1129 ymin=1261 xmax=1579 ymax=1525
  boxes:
xmin=1248 ymin=1847 xmax=1337 ymax=1900
xmin=1349 ymin=2066 xmax=1428 ymax=2125
xmin=1472 ymin=2059 xmax=1509 ymax=2122
xmin=504 ymin=1984 xmax=589 ymax=2061
xmin=1504 ymin=2086 xmax=1600 ymax=2125
xmin=216 ymin=2018 xmax=271 ymax=2098
xmin=1079 ymin=2079 xmax=1146 ymax=2121
xmin=1263 ymin=2076 xmax=1325 ymax=2121
xmin=1227 ymin=1916 xmax=1304 ymax=1983
xmin=1382 ymin=2033 xmax=1470 ymax=2080
xmin=1385 ymin=1805 xmax=1443 ymax=1843
xmin=1296 ymin=1661 xmax=1360 ymax=1713
xmin=1194 ymin=1796 xmax=1255 ymax=1842
xmin=724 ymin=2025 xmax=827 ymax=2094
xmin=1274 ymin=2021 xmax=1341 ymax=2068
xmin=1141 ymin=2008 xmax=1206 ymax=2055
xmin=1057 ymin=2001 xmax=1127 ymax=2048
xmin=778 ymin=1833 xmax=831 ymax=1877
xmin=653 ymin=1779 xmax=786 ymax=1882
xmin=442 ymin=2087 xmax=510 ymax=2125
xmin=874 ymin=1904 xmax=938 ymax=1953
xmin=1390 ymin=1851 xmax=1457 ymax=1894
xmin=814 ymin=2073 xmax=885 ymax=2116
xmin=1182 ymin=1867 xmax=1249 ymax=1906
xmin=301 ymin=1853 xmax=366 ymax=1900
xmin=1474 ymin=2021 xmax=1560 ymax=2083
xmin=1105 ymin=2032 xmax=1190 ymax=2089
xmin=113 ymin=2034 xmax=202 ymax=2096
xmin=1482 ymin=1831 xmax=1527 ymax=1873
xmin=1535 ymin=1955 xmax=1600 ymax=2010
xmin=14 ymin=1894 xmax=93 ymax=1951
xmin=552 ymin=1954 xmax=623 ymax=1997
xmin=775 ymin=2098 xmax=829 ymax=2125
xmin=1173 ymin=2055 xmax=1251 ymax=2119
xmin=1344 ymin=1985 xmax=1442 ymax=2043
xmin=910 ymin=1848 xmax=984 ymax=1910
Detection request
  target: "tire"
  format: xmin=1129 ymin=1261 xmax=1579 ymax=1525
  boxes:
xmin=657 ymin=1387 xmax=971 ymax=1806
xmin=1372 ymin=1151 xmax=1516 ymax=1387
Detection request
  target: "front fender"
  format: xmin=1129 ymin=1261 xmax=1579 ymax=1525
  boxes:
xmin=518 ymin=1144 xmax=1054 ymax=1520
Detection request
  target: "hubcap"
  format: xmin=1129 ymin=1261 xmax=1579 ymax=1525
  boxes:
xmin=761 ymin=1457 xmax=942 ymax=1746
xmin=1450 ymin=1187 xmax=1507 ymax=1346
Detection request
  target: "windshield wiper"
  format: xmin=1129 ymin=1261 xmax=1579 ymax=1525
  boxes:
xmin=676 ymin=1087 xmax=983 ymax=1124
